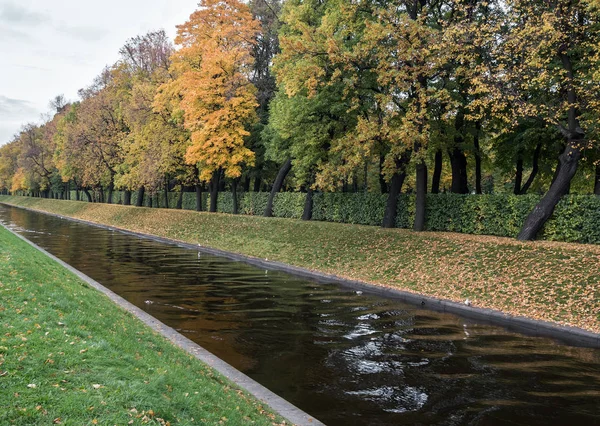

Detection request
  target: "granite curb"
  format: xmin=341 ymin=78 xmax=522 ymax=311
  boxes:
xmin=2 ymin=201 xmax=599 ymax=349
xmin=0 ymin=220 xmax=325 ymax=426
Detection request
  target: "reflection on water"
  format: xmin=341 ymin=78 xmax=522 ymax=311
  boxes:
xmin=2 ymin=205 xmax=600 ymax=426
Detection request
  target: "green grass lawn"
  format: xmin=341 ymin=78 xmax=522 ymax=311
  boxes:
xmin=1 ymin=195 xmax=599 ymax=334
xmin=0 ymin=223 xmax=286 ymax=425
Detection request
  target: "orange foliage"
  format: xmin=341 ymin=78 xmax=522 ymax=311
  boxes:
xmin=164 ymin=0 xmax=260 ymax=182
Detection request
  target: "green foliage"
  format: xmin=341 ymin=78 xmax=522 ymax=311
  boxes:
xmin=425 ymin=194 xmax=539 ymax=237
xmin=217 ymin=192 xmax=235 ymax=214
xmin=543 ymin=196 xmax=600 ymax=244
xmin=273 ymin=192 xmax=306 ymax=218
xmin=313 ymin=193 xmax=387 ymax=226
xmin=54 ymin=190 xmax=600 ymax=244
xmin=240 ymin=192 xmax=269 ymax=215
xmin=181 ymin=192 xmax=208 ymax=211
xmin=396 ymin=195 xmax=415 ymax=229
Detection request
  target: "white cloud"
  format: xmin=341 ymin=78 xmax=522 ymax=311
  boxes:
xmin=0 ymin=1 xmax=47 ymax=25
xmin=0 ymin=0 xmax=199 ymax=146
xmin=0 ymin=95 xmax=39 ymax=116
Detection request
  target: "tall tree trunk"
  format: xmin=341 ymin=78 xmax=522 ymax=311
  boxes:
xmin=342 ymin=180 xmax=349 ymax=193
xmin=232 ymin=180 xmax=239 ymax=215
xmin=431 ymin=149 xmax=442 ymax=194
xmin=302 ymin=187 xmax=314 ymax=221
xmin=123 ymin=190 xmax=131 ymax=206
xmin=382 ymin=171 xmax=407 ymax=228
xmin=83 ymin=189 xmax=92 ymax=202
xmin=195 ymin=184 xmax=203 ymax=211
xmin=595 ymin=164 xmax=600 ymax=196
xmin=264 ymin=159 xmax=292 ymax=217
xmin=243 ymin=175 xmax=251 ymax=192
xmin=379 ymin=154 xmax=389 ymax=194
xmin=474 ymin=122 xmax=482 ymax=194
xmin=449 ymin=110 xmax=469 ymax=194
xmin=514 ymin=156 xmax=524 ymax=195
xmin=550 ymin=155 xmax=562 ymax=187
xmin=382 ymin=153 xmax=411 ymax=228
xmin=136 ymin=187 xmax=145 ymax=207
xmin=218 ymin=172 xmax=226 ymax=191
xmin=253 ymin=176 xmax=262 ymax=192
xmin=163 ymin=177 xmax=169 ymax=209
xmin=209 ymin=172 xmax=220 ymax=213
xmin=107 ymin=180 xmax=115 ymax=204
xmin=518 ymin=51 xmax=582 ymax=240
xmin=176 ymin=186 xmax=184 ymax=209
xmin=519 ymin=143 xmax=542 ymax=195
xmin=414 ymin=161 xmax=428 ymax=232
xmin=518 ymin=140 xmax=581 ymax=240
xmin=449 ymin=147 xmax=469 ymax=193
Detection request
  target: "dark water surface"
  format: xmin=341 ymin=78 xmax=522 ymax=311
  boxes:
xmin=1 ymin=204 xmax=599 ymax=426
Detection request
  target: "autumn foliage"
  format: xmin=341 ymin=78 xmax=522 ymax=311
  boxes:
xmin=1 ymin=0 xmax=600 ymax=240
xmin=164 ymin=0 xmax=260 ymax=182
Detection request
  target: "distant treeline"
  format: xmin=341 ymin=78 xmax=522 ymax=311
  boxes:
xmin=1 ymin=0 xmax=599 ymax=242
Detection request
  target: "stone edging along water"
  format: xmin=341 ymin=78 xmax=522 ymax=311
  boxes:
xmin=0 ymin=221 xmax=325 ymax=426
xmin=2 ymin=201 xmax=600 ymax=350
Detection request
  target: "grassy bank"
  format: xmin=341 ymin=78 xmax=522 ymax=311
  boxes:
xmin=0 ymin=223 xmax=286 ymax=425
xmin=1 ymin=195 xmax=598 ymax=335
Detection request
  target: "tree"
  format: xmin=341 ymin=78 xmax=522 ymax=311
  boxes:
xmin=162 ymin=0 xmax=260 ymax=212
xmin=247 ymin=0 xmax=282 ymax=195
xmin=17 ymin=123 xmax=56 ymax=197
xmin=0 ymin=139 xmax=21 ymax=194
xmin=464 ymin=0 xmax=600 ymax=239
xmin=117 ymin=30 xmax=194 ymax=208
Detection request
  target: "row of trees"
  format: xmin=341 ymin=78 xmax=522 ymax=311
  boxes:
xmin=1 ymin=0 xmax=599 ymax=240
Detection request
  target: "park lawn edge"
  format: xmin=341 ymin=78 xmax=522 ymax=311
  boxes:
xmin=0 ymin=195 xmax=598 ymax=336
xmin=0 ymin=220 xmax=291 ymax=426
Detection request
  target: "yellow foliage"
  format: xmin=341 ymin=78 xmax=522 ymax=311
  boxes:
xmin=162 ymin=0 xmax=260 ymax=182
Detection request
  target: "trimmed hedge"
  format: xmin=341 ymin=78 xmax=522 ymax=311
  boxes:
xmin=313 ymin=193 xmax=387 ymax=226
xmin=62 ymin=189 xmax=600 ymax=244
xmin=273 ymin=192 xmax=305 ymax=219
xmin=544 ymin=195 xmax=600 ymax=244
xmin=424 ymin=194 xmax=539 ymax=238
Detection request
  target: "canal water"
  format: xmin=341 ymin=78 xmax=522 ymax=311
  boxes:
xmin=1 ymin=204 xmax=599 ymax=425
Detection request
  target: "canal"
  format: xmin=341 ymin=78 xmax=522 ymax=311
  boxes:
xmin=1 ymin=204 xmax=599 ymax=425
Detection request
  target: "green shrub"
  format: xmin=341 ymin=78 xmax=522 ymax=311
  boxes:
xmin=56 ymin=188 xmax=600 ymax=244
xmin=216 ymin=192 xmax=234 ymax=214
xmin=543 ymin=195 xmax=600 ymax=243
xmin=273 ymin=192 xmax=306 ymax=219
xmin=241 ymin=192 xmax=269 ymax=216
xmin=181 ymin=191 xmax=208 ymax=211
xmin=313 ymin=192 xmax=387 ymax=226
xmin=395 ymin=194 xmax=414 ymax=229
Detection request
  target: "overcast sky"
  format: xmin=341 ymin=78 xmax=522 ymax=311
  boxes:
xmin=0 ymin=0 xmax=199 ymax=145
